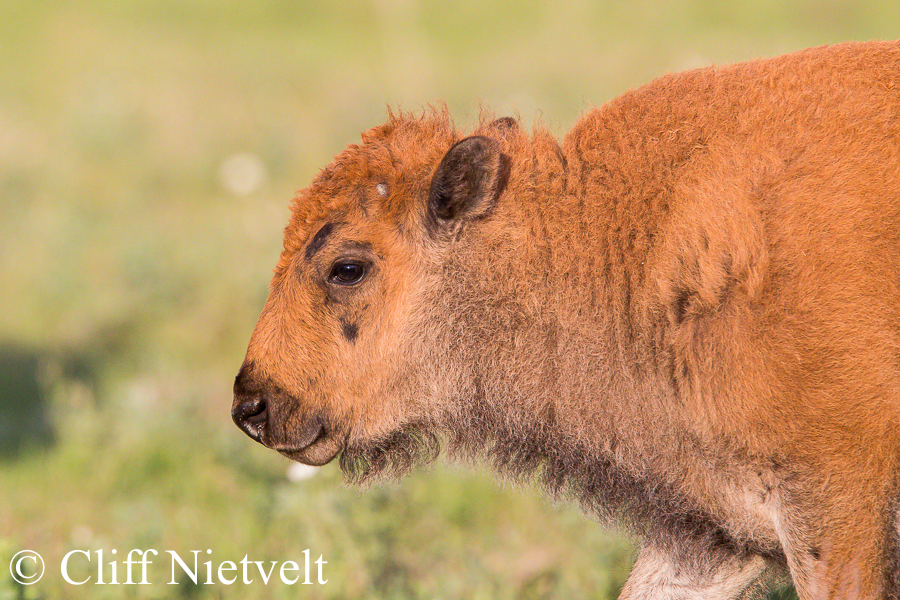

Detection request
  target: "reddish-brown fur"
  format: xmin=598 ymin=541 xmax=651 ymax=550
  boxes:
xmin=233 ymin=41 xmax=900 ymax=599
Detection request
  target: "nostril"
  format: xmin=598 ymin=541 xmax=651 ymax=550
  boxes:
xmin=232 ymin=398 xmax=268 ymax=444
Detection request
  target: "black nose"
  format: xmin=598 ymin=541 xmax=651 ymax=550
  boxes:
xmin=232 ymin=368 xmax=268 ymax=444
xmin=232 ymin=397 xmax=268 ymax=443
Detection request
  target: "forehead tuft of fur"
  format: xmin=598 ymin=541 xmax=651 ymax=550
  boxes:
xmin=282 ymin=107 xmax=459 ymax=254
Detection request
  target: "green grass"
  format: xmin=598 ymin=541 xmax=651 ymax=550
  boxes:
xmin=0 ymin=391 xmax=636 ymax=599
xmin=0 ymin=1 xmax=894 ymax=597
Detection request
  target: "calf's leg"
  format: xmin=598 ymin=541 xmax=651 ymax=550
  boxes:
xmin=618 ymin=537 xmax=779 ymax=600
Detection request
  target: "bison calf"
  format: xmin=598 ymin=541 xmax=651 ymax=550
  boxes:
xmin=233 ymin=41 xmax=900 ymax=599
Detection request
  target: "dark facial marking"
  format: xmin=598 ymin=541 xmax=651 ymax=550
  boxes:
xmin=341 ymin=319 xmax=359 ymax=342
xmin=305 ymin=223 xmax=335 ymax=261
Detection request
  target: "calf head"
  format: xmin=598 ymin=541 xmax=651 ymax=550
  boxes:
xmin=232 ymin=112 xmax=511 ymax=480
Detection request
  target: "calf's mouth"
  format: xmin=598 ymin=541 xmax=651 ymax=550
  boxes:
xmin=231 ymin=367 xmax=342 ymax=466
xmin=275 ymin=418 xmax=342 ymax=466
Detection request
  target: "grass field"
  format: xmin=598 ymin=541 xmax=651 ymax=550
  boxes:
xmin=1 ymin=1 xmax=898 ymax=598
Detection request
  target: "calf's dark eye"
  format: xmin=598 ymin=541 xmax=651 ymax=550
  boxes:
xmin=328 ymin=262 xmax=367 ymax=285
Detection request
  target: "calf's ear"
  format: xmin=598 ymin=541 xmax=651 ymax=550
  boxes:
xmin=427 ymin=136 xmax=508 ymax=231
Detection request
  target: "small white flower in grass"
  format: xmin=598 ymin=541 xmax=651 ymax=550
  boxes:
xmin=287 ymin=462 xmax=319 ymax=482
xmin=218 ymin=152 xmax=267 ymax=196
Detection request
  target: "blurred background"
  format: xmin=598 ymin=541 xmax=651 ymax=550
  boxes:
xmin=1 ymin=1 xmax=898 ymax=598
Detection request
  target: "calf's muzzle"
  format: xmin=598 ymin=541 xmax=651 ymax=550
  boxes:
xmin=232 ymin=367 xmax=268 ymax=444
xmin=231 ymin=364 xmax=338 ymax=465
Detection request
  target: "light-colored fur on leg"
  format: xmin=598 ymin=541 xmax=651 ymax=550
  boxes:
xmin=619 ymin=541 xmax=781 ymax=600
